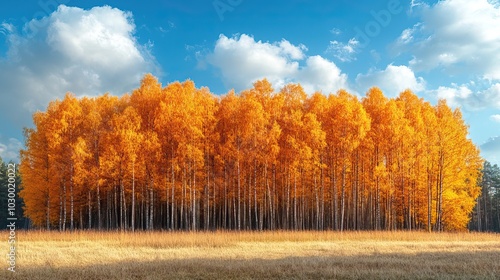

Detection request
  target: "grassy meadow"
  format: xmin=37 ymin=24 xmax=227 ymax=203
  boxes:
xmin=1 ymin=230 xmax=500 ymax=279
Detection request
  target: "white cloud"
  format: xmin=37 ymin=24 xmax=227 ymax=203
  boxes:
xmin=327 ymin=38 xmax=359 ymax=62
xmin=207 ymin=34 xmax=299 ymax=91
xmin=0 ymin=138 xmax=23 ymax=163
xmin=279 ymin=40 xmax=307 ymax=60
xmin=431 ymin=83 xmax=500 ymax=110
xmin=1 ymin=5 xmax=156 ymax=110
xmin=433 ymin=84 xmax=472 ymax=108
xmin=396 ymin=26 xmax=417 ymax=45
xmin=47 ymin=6 xmax=143 ymax=70
xmin=0 ymin=5 xmax=158 ymax=162
xmin=329 ymin=28 xmax=341 ymax=35
xmin=490 ymin=115 xmax=500 ymax=123
xmin=159 ymin=21 xmax=176 ymax=33
xmin=206 ymin=34 xmax=348 ymax=94
xmin=399 ymin=29 xmax=412 ymax=44
xmin=482 ymin=83 xmax=500 ymax=108
xmin=296 ymin=55 xmax=348 ymax=94
xmin=355 ymin=64 xmax=426 ymax=96
xmin=399 ymin=0 xmax=500 ymax=80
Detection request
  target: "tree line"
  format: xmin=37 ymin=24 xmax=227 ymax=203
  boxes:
xmin=470 ymin=161 xmax=500 ymax=232
xmin=19 ymin=74 xmax=483 ymax=231
xmin=0 ymin=157 xmax=27 ymax=229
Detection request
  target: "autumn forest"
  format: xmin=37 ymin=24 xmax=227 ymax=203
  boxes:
xmin=19 ymin=74 xmax=484 ymax=232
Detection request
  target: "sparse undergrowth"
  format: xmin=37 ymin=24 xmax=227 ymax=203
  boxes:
xmin=1 ymin=230 xmax=499 ymax=279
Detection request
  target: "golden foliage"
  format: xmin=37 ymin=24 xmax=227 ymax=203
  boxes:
xmin=19 ymin=77 xmax=483 ymax=231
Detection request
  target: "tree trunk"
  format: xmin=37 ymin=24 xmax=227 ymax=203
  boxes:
xmin=70 ymin=164 xmax=74 ymax=231
xmin=46 ymin=191 xmax=50 ymax=230
xmin=237 ymin=152 xmax=241 ymax=231
xmin=131 ymin=160 xmax=135 ymax=232
xmin=340 ymin=163 xmax=346 ymax=232
xmin=88 ymin=190 xmax=92 ymax=229
xmin=171 ymin=151 xmax=175 ymax=230
xmin=192 ymin=159 xmax=196 ymax=231
xmin=63 ymin=181 xmax=67 ymax=231
xmin=427 ymin=170 xmax=432 ymax=232
xmin=149 ymin=186 xmax=154 ymax=230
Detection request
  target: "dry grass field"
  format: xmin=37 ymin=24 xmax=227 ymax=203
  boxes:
xmin=1 ymin=230 xmax=499 ymax=279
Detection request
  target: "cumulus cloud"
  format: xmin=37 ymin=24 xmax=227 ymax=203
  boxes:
xmin=431 ymin=83 xmax=500 ymax=110
xmin=1 ymin=5 xmax=157 ymax=110
xmin=206 ymin=34 xmax=300 ymax=91
xmin=278 ymin=40 xmax=307 ymax=60
xmin=0 ymin=5 xmax=158 ymax=162
xmin=296 ymin=55 xmax=348 ymax=94
xmin=355 ymin=64 xmax=426 ymax=96
xmin=433 ymin=84 xmax=472 ymax=108
xmin=327 ymin=38 xmax=359 ymax=62
xmin=397 ymin=0 xmax=500 ymax=80
xmin=206 ymin=34 xmax=348 ymax=94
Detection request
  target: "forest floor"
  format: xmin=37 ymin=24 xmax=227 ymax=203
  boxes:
xmin=1 ymin=230 xmax=499 ymax=279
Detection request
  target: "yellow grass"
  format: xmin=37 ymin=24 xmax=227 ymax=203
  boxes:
xmin=1 ymin=230 xmax=500 ymax=279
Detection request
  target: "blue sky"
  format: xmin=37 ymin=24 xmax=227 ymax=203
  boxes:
xmin=0 ymin=0 xmax=499 ymax=165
